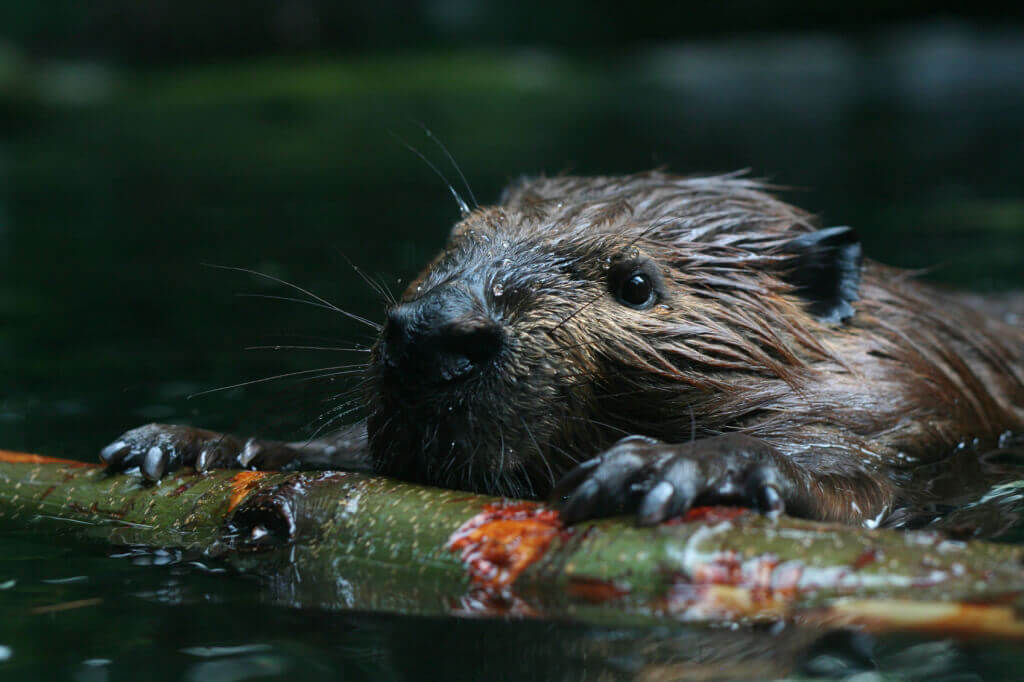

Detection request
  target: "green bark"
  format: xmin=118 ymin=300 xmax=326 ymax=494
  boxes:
xmin=1 ymin=450 xmax=1023 ymax=636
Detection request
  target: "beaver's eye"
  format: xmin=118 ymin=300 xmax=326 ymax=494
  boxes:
xmin=617 ymin=272 xmax=656 ymax=309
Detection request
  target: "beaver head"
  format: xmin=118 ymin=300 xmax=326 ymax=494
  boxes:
xmin=365 ymin=172 xmax=861 ymax=498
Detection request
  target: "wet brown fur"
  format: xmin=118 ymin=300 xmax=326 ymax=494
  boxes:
xmin=366 ymin=171 xmax=1024 ymax=524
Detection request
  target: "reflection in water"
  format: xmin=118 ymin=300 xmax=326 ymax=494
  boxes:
xmin=4 ymin=534 xmax=1019 ymax=682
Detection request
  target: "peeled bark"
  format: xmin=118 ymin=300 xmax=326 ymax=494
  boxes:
xmin=1 ymin=449 xmax=1023 ymax=638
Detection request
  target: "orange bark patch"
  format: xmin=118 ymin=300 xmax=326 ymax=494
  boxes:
xmin=691 ymin=552 xmax=786 ymax=600
xmin=566 ymin=576 xmax=630 ymax=603
xmin=227 ymin=471 xmax=269 ymax=512
xmin=852 ymin=548 xmax=879 ymax=570
xmin=820 ymin=600 xmax=1024 ymax=639
xmin=673 ymin=584 xmax=786 ymax=621
xmin=447 ymin=502 xmax=562 ymax=590
xmin=663 ymin=552 xmax=795 ymax=619
xmin=664 ymin=506 xmax=748 ymax=525
xmin=664 ymin=541 xmax=897 ymax=620
xmin=0 ymin=450 xmax=96 ymax=467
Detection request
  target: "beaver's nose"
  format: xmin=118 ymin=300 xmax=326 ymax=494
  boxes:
xmin=380 ymin=286 xmax=504 ymax=382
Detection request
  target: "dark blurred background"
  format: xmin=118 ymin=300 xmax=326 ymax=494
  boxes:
xmin=2 ymin=2 xmax=1024 ymax=459
xmin=1 ymin=2 xmax=1021 ymax=60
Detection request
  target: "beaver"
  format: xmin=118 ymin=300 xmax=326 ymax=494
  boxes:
xmin=99 ymin=172 xmax=1024 ymax=526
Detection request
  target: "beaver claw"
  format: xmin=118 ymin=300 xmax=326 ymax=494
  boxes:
xmin=99 ymin=423 xmax=301 ymax=481
xmin=551 ymin=434 xmax=803 ymax=526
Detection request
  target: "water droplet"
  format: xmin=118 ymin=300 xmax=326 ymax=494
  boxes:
xmin=501 ymin=258 xmax=512 ymax=268
xmin=629 ymin=247 xmax=640 ymax=259
xmin=656 ymin=304 xmax=671 ymax=312
xmin=600 ymin=258 xmax=612 ymax=271
xmin=447 ymin=404 xmax=454 ymax=412
xmin=416 ymin=284 xmax=423 ymax=293
xmin=492 ymin=283 xmax=505 ymax=297
xmin=501 ymin=241 xmax=510 ymax=249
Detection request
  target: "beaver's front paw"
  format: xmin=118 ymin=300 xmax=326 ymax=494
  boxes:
xmin=551 ymin=434 xmax=806 ymax=525
xmin=99 ymin=424 xmax=242 ymax=480
xmin=99 ymin=424 xmax=299 ymax=481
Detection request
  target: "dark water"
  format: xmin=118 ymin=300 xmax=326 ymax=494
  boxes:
xmin=2 ymin=22 xmax=1024 ymax=680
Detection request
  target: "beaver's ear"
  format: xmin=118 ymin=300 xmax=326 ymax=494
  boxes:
xmin=779 ymin=226 xmax=862 ymax=323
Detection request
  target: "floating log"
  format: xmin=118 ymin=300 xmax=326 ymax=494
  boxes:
xmin=0 ymin=450 xmax=1022 ymax=637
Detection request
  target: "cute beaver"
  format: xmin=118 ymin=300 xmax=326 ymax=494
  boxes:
xmin=99 ymin=172 xmax=1024 ymax=527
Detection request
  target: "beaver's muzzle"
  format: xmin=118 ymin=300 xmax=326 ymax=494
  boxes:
xmin=379 ymin=284 xmax=504 ymax=384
